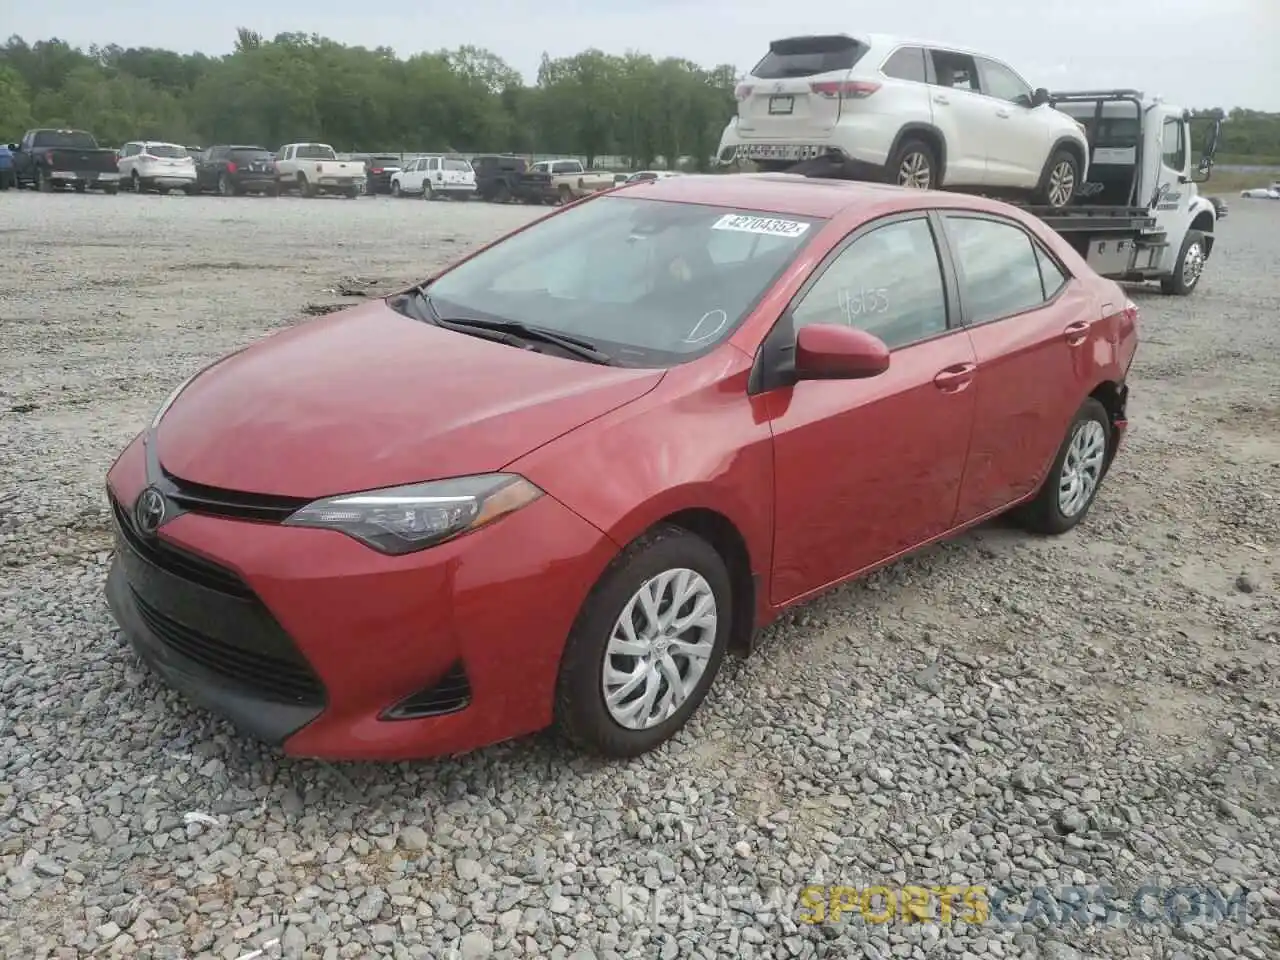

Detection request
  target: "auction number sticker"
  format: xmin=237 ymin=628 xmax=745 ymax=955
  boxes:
xmin=712 ymin=214 xmax=810 ymax=238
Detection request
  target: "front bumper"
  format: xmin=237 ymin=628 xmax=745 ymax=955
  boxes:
xmin=104 ymin=434 xmax=618 ymax=760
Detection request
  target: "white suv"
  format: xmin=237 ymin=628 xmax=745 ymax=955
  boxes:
xmin=716 ymin=34 xmax=1090 ymax=209
xmin=117 ymin=141 xmax=198 ymax=194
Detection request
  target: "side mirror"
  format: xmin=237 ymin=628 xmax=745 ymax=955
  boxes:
xmin=1031 ymin=88 xmax=1051 ymax=107
xmin=794 ymin=324 xmax=890 ymax=381
xmin=6 ymin=143 xmax=16 ymax=151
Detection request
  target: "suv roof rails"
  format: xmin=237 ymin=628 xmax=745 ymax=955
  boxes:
xmin=1048 ymin=88 xmax=1146 ymax=101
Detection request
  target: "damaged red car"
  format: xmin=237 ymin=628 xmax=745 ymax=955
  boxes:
xmin=105 ymin=174 xmax=1137 ymax=761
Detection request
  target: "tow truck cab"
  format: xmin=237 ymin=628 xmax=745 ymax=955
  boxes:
xmin=1045 ymin=91 xmax=1223 ymax=294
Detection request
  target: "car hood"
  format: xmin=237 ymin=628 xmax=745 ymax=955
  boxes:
xmin=155 ymin=299 xmax=664 ymax=499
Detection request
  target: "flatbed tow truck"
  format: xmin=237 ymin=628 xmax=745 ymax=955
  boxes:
xmin=779 ymin=90 xmax=1225 ymax=296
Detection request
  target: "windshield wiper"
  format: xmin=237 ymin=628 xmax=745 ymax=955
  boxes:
xmin=403 ymin=287 xmax=614 ymax=365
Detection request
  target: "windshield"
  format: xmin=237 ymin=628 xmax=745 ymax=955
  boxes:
xmin=443 ymin=158 xmax=472 ymax=172
xmin=295 ymin=144 xmax=336 ymax=160
xmin=145 ymin=144 xmax=187 ymax=158
xmin=230 ymin=148 xmax=272 ymax=162
xmin=422 ymin=196 xmax=819 ymax=366
xmin=32 ymin=130 xmax=98 ymax=149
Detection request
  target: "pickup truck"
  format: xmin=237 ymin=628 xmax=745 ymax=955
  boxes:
xmin=8 ymin=129 xmax=121 ymax=194
xmin=275 ymin=143 xmax=363 ymax=198
xmin=525 ymin=158 xmax=617 ymax=204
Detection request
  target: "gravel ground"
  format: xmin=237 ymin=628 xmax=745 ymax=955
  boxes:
xmin=1 ymin=190 xmax=1277 ymax=960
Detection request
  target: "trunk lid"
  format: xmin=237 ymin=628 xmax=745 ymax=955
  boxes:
xmin=737 ymin=35 xmax=869 ymax=140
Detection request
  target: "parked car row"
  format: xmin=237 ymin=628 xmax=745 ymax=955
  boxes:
xmin=1 ymin=127 xmax=685 ymax=202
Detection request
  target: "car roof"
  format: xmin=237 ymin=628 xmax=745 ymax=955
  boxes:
xmin=616 ymin=172 xmax=1023 ymax=220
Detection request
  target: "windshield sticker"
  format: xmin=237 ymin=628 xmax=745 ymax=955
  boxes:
xmin=684 ymin=309 xmax=728 ymax=344
xmin=712 ymin=214 xmax=810 ymax=238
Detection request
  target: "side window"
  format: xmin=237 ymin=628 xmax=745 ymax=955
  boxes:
xmin=427 ymin=158 xmax=439 ymax=171
xmin=882 ymin=46 xmax=928 ymax=83
xmin=1035 ymin=244 xmax=1068 ymax=299
xmin=791 ymin=218 xmax=949 ymax=350
xmin=1161 ymin=118 xmax=1186 ymax=171
xmin=976 ymin=58 xmax=1032 ymax=103
xmin=928 ymin=50 xmax=980 ymax=93
xmin=945 ymin=216 xmax=1049 ymax=323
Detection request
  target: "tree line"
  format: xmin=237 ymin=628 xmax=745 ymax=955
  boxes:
xmin=0 ymin=32 xmax=737 ymax=170
xmin=1 ymin=32 xmax=1277 ymax=168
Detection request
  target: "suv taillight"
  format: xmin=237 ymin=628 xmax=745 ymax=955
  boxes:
xmin=810 ymin=80 xmax=881 ymax=99
xmin=226 ymin=161 xmax=237 ymax=174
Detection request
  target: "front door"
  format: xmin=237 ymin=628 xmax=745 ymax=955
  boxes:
xmin=942 ymin=212 xmax=1096 ymax=523
xmin=766 ymin=214 xmax=978 ymax=604
xmin=974 ymin=57 xmax=1048 ymax=189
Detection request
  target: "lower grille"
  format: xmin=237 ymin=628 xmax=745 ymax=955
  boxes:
xmin=110 ymin=490 xmax=325 ymax=707
xmin=383 ymin=662 xmax=472 ymax=720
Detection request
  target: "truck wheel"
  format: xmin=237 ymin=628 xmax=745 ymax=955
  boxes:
xmin=218 ymin=174 xmax=239 ymax=197
xmin=37 ymin=169 xmax=52 ymax=192
xmin=391 ymin=182 xmax=402 ymax=197
xmin=889 ymin=138 xmax=937 ymax=190
xmin=298 ymin=175 xmax=316 ymax=198
xmin=1160 ymin=229 xmax=1206 ymax=296
xmin=557 ymin=185 xmax=573 ymax=205
xmin=74 ymin=182 xmax=87 ymax=193
xmin=1035 ymin=149 xmax=1080 ymax=209
xmin=494 ymin=183 xmax=511 ymax=203
xmin=102 ymin=184 xmax=119 ymax=195
xmin=422 ymin=183 xmax=434 ymax=200
xmin=345 ymin=187 xmax=359 ymax=199
xmin=131 ymin=171 xmax=144 ymax=193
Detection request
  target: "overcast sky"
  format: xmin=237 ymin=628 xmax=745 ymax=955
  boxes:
xmin=9 ymin=0 xmax=1279 ymax=110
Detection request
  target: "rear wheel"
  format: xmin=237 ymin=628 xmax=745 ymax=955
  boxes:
xmin=422 ymin=183 xmax=434 ymax=201
xmin=1160 ymin=229 xmax=1206 ymax=296
xmin=1017 ymin=398 xmax=1112 ymax=535
xmin=889 ymin=138 xmax=937 ymax=190
xmin=298 ymin=175 xmax=316 ymax=198
xmin=557 ymin=184 xmax=573 ymax=205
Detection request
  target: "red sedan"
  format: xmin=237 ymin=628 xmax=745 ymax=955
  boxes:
xmin=105 ymin=174 xmax=1137 ymax=760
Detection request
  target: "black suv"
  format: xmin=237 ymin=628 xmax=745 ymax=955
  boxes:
xmin=471 ymin=154 xmax=531 ymax=202
xmin=193 ymin=145 xmax=279 ymax=196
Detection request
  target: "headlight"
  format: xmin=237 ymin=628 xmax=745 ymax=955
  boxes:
xmin=282 ymin=474 xmax=543 ymax=555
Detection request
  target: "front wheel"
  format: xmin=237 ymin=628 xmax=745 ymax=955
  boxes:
xmin=1035 ymin=149 xmax=1080 ymax=209
xmin=557 ymin=184 xmax=574 ymax=205
xmin=889 ymin=138 xmax=938 ymax=190
xmin=422 ymin=183 xmax=434 ymax=200
xmin=554 ymin=525 xmax=731 ymax=758
xmin=1017 ymin=398 xmax=1112 ymax=535
xmin=1160 ymin=229 xmax=1206 ymax=296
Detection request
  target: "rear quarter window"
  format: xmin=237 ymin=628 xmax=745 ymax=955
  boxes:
xmin=882 ymin=46 xmax=928 ymax=83
xmin=752 ymin=36 xmax=869 ymax=79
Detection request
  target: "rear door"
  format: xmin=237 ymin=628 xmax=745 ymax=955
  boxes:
xmin=925 ymin=49 xmax=993 ymax=186
xmin=737 ymin=35 xmax=870 ymax=140
xmin=941 ymin=213 xmax=1097 ymax=522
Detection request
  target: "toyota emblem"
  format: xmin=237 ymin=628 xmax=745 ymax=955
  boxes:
xmin=135 ymin=487 xmax=167 ymax=535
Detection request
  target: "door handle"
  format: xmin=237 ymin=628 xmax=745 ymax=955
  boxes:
xmin=933 ymin=95 xmax=950 ymax=105
xmin=1064 ymin=320 xmax=1092 ymax=345
xmin=933 ymin=362 xmax=976 ymax=392
xmin=996 ymin=109 xmax=1011 ymax=118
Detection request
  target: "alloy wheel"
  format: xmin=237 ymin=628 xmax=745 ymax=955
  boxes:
xmin=1182 ymin=241 xmax=1205 ymax=288
xmin=1048 ymin=160 xmax=1076 ymax=208
xmin=897 ymin=152 xmax=932 ymax=189
xmin=601 ymin=568 xmax=718 ymax=730
xmin=1058 ymin=420 xmax=1107 ymax=517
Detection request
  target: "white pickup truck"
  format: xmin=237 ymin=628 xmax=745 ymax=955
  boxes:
xmin=275 ymin=143 xmax=363 ymax=198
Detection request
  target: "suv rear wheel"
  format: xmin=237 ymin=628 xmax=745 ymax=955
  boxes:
xmin=889 ymin=138 xmax=937 ymax=190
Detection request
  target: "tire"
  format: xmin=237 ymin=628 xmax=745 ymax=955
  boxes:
xmin=131 ymin=171 xmax=143 ymax=193
xmin=102 ymin=184 xmax=118 ymax=195
xmin=557 ymin=184 xmax=573 ymax=205
xmin=554 ymin=524 xmax=732 ymax=758
xmin=36 ymin=168 xmax=52 ymax=192
xmin=0 ymin=173 xmax=10 ymax=191
xmin=1017 ymin=398 xmax=1112 ymax=535
xmin=422 ymin=183 xmax=434 ymax=201
xmin=266 ymin=185 xmax=280 ymax=197
xmin=391 ymin=181 xmax=401 ymax=197
xmin=888 ymin=138 xmax=938 ymax=190
xmin=298 ymin=175 xmax=315 ymax=198
xmin=183 ymin=184 xmax=199 ymax=196
xmin=1035 ymin=149 xmax=1080 ymax=209
xmin=1159 ymin=229 xmax=1206 ymax=296
xmin=218 ymin=173 xmax=239 ymax=197
xmin=74 ymin=182 xmax=87 ymax=194
xmin=346 ymin=187 xmax=359 ymax=199
xmin=494 ymin=183 xmax=511 ymax=203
